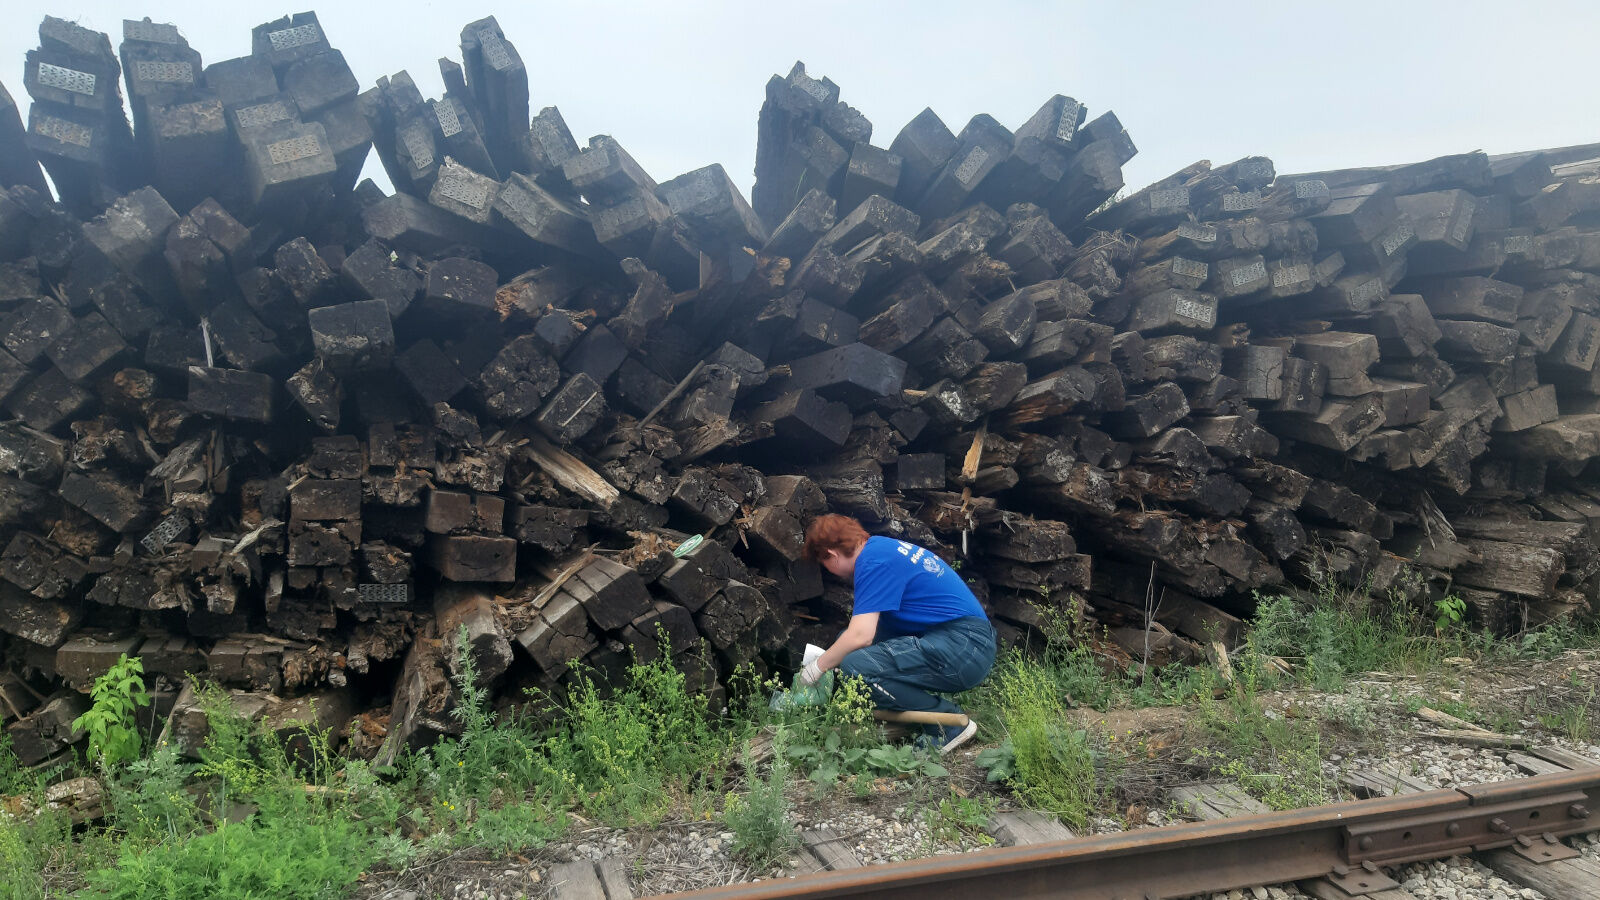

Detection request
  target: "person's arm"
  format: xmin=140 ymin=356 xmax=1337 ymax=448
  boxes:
xmin=817 ymin=612 xmax=878 ymax=672
xmin=802 ymin=545 xmax=899 ymax=684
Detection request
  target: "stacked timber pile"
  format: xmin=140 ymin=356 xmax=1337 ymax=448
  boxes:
xmin=2 ymin=11 xmax=1600 ymax=767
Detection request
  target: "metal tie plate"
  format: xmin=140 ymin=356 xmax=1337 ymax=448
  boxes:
xmin=267 ymin=134 xmax=323 ymax=165
xmin=268 ymin=23 xmax=322 ymax=51
xmin=37 ymin=62 xmax=97 ymax=96
xmin=34 ymin=115 xmax=93 ymax=148
xmin=434 ymin=100 xmax=462 ymax=138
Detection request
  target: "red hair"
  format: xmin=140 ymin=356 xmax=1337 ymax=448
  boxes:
xmin=804 ymin=514 xmax=869 ymax=561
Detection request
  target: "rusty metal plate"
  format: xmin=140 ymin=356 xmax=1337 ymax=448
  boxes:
xmin=1324 ymin=865 xmax=1400 ymax=896
xmin=1347 ymin=789 xmax=1591 ymax=866
xmin=1511 ymin=836 xmax=1580 ymax=862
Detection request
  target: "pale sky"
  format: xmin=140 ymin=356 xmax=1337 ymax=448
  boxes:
xmin=7 ymin=1 xmax=1599 ymax=205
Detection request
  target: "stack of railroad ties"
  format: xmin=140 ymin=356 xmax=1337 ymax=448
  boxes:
xmin=1 ymin=11 xmax=1599 ymax=769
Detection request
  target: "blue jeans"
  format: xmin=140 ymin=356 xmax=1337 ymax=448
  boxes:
xmin=838 ymin=616 xmax=997 ymax=721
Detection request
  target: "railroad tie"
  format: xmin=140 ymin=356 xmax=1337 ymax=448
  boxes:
xmin=986 ymin=809 xmax=1074 ymax=846
xmin=802 ymin=826 xmax=865 ymax=870
xmin=1479 ymin=845 xmax=1600 ymax=898
xmin=1528 ymin=746 xmax=1600 ymax=771
xmin=1506 ymin=750 xmax=1572 ymax=776
xmin=596 ymin=857 xmax=635 ymax=900
xmin=547 ymin=860 xmax=610 ymax=900
xmin=1341 ymin=762 xmax=1432 ymax=798
xmin=1168 ymin=782 xmax=1269 ymax=820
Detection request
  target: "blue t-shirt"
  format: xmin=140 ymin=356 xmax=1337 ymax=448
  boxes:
xmin=851 ymin=536 xmax=987 ymax=636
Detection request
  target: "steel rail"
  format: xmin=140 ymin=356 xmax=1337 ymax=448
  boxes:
xmin=650 ymin=768 xmax=1600 ymax=900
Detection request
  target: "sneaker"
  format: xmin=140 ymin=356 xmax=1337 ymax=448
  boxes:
xmin=937 ymin=719 xmax=979 ymax=755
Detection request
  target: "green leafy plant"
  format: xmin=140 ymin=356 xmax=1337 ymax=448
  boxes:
xmin=192 ymin=682 xmax=276 ymax=799
xmin=980 ymin=654 xmax=1115 ymax=826
xmin=72 ymin=653 xmax=150 ymax=771
xmin=976 ymin=741 xmax=1016 ymax=783
xmin=1434 ymin=594 xmax=1467 ymax=634
xmin=538 ymin=643 xmax=728 ymax=824
xmin=923 ymin=792 xmax=995 ymax=846
xmin=1194 ymin=640 xmax=1335 ymax=811
xmin=864 ymin=744 xmax=948 ymax=778
xmin=722 ymin=728 xmax=799 ymax=869
xmin=777 ymin=674 xmax=882 ymax=789
xmin=84 ymin=807 xmax=379 ymax=900
xmin=785 ymin=727 xmax=868 ymax=786
xmin=108 ymin=742 xmax=201 ymax=843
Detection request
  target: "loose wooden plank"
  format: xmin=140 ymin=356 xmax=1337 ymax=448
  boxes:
xmin=547 ymin=861 xmax=607 ymax=900
xmin=986 ymin=809 xmax=1074 ymax=845
xmin=801 ymin=826 xmax=864 ymax=870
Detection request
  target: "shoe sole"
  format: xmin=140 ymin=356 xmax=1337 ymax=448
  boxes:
xmin=941 ymin=719 xmax=978 ymax=755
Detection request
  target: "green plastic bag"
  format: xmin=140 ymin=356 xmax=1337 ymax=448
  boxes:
xmin=769 ymin=669 xmax=834 ymax=711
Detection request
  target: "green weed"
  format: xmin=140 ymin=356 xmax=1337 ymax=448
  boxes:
xmin=778 ymin=675 xmax=883 ymax=789
xmin=83 ymin=805 xmax=379 ymax=900
xmin=983 ymin=653 xmax=1114 ymax=827
xmin=538 ymin=648 xmax=729 ymax=825
xmin=722 ymin=728 xmax=799 ymax=869
xmin=72 ymin=653 xmax=150 ymax=771
xmin=1194 ymin=646 xmax=1334 ymax=811
xmin=1433 ymin=595 xmax=1467 ymax=634
xmin=107 ymin=743 xmax=201 ymax=844
xmin=923 ymin=792 xmax=996 ymax=847
xmin=1538 ymin=687 xmax=1595 ymax=743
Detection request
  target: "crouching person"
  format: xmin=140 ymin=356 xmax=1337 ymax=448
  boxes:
xmin=800 ymin=513 xmax=996 ymax=754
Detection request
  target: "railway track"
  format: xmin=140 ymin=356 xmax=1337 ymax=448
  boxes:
xmin=543 ymin=747 xmax=1600 ymax=900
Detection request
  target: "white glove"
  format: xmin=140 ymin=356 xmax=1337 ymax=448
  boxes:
xmin=800 ymin=660 xmax=824 ymax=686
